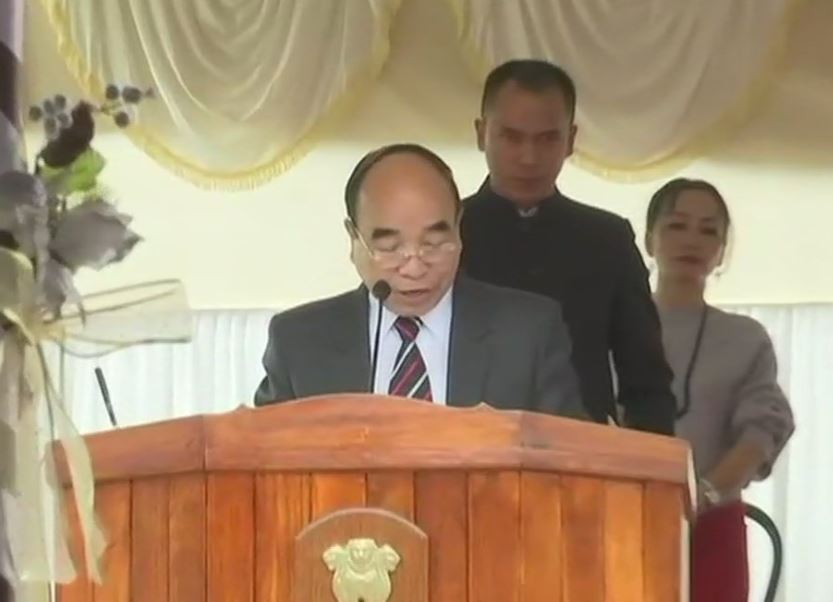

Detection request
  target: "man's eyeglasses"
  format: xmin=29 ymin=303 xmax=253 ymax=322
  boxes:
xmin=349 ymin=221 xmax=459 ymax=269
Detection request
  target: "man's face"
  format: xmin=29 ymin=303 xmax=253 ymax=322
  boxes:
xmin=475 ymin=81 xmax=577 ymax=208
xmin=347 ymin=153 xmax=461 ymax=317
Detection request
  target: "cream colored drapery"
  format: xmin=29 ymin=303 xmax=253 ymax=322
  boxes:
xmin=35 ymin=0 xmax=806 ymax=186
xmin=40 ymin=0 xmax=401 ymax=189
xmin=448 ymin=0 xmax=801 ymax=180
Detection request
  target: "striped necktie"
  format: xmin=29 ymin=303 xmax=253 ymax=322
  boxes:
xmin=388 ymin=316 xmax=433 ymax=401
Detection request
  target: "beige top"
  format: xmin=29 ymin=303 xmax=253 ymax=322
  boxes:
xmin=658 ymin=305 xmax=794 ymax=498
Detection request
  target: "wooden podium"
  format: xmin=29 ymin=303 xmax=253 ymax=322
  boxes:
xmin=58 ymin=395 xmax=693 ymax=602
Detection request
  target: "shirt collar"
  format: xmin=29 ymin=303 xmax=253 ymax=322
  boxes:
xmin=369 ymin=285 xmax=454 ymax=338
xmin=478 ymin=176 xmax=561 ymax=215
xmin=415 ymin=285 xmax=453 ymax=337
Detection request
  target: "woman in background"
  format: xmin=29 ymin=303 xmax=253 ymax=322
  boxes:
xmin=645 ymin=178 xmax=795 ymax=602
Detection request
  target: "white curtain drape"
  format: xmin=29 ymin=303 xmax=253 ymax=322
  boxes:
xmin=49 ymin=304 xmax=832 ymax=602
xmin=448 ymin=0 xmax=799 ymax=179
xmin=730 ymin=305 xmax=832 ymax=602
xmin=38 ymin=0 xmax=401 ymax=189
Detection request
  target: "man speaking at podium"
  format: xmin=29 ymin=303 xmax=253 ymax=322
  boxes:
xmin=254 ymin=143 xmax=586 ymax=419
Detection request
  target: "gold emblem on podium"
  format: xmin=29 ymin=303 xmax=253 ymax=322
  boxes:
xmin=322 ymin=538 xmax=401 ymax=602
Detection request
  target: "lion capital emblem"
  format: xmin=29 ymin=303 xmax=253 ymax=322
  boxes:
xmin=322 ymin=538 xmax=401 ymax=602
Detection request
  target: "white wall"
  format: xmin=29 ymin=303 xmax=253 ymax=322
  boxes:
xmin=23 ymin=0 xmax=833 ymax=310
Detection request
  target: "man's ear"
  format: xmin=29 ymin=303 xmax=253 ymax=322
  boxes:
xmin=345 ymin=219 xmax=359 ymax=263
xmin=566 ymin=123 xmax=578 ymax=158
xmin=644 ymin=231 xmax=655 ymax=257
xmin=475 ymin=117 xmax=486 ymax=152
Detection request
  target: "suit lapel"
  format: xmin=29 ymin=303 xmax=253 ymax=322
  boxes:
xmin=326 ymin=280 xmax=493 ymax=402
xmin=447 ymin=276 xmax=493 ymax=406
xmin=327 ymin=287 xmax=371 ymax=394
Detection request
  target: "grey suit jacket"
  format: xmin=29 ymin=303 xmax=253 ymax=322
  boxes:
xmin=253 ymin=275 xmax=586 ymax=419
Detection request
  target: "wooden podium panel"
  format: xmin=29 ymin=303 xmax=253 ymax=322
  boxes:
xmin=57 ymin=395 xmax=693 ymax=602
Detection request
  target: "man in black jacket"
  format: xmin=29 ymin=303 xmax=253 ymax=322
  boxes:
xmin=460 ymin=59 xmax=676 ymax=434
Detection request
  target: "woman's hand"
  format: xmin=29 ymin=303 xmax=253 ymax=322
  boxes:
xmin=697 ymin=477 xmax=722 ymax=513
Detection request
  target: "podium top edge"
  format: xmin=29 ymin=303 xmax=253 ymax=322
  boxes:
xmin=62 ymin=395 xmax=692 ymax=490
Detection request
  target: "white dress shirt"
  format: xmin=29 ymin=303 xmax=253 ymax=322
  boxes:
xmin=368 ymin=287 xmax=453 ymax=404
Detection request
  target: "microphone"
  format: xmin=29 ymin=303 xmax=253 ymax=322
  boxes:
xmin=369 ymin=280 xmax=391 ymax=394
xmin=94 ymin=366 xmax=118 ymax=427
